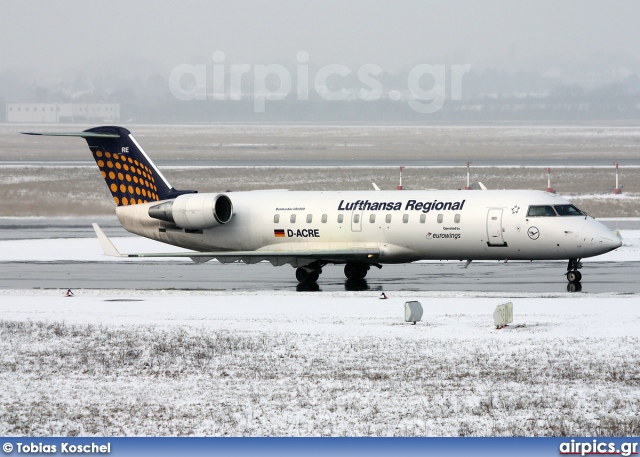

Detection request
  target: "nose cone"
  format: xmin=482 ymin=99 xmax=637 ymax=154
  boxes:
xmin=580 ymin=221 xmax=623 ymax=257
xmin=598 ymin=228 xmax=622 ymax=252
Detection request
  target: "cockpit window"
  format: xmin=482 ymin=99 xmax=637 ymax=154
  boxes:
xmin=527 ymin=205 xmax=557 ymax=217
xmin=554 ymin=204 xmax=583 ymax=216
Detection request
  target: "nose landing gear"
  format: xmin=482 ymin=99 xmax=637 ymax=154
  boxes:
xmin=566 ymin=258 xmax=583 ymax=283
xmin=566 ymin=259 xmax=583 ymax=292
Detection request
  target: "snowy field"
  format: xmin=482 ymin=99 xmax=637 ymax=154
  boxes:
xmin=0 ymin=232 xmax=640 ymax=436
xmin=1 ymin=289 xmax=640 ymax=436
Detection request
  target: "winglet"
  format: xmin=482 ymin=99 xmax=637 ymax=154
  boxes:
xmin=92 ymin=223 xmax=124 ymax=257
xmin=372 ymin=182 xmax=381 ymax=191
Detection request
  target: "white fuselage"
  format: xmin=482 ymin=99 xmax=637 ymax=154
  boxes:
xmin=115 ymin=189 xmax=621 ymax=264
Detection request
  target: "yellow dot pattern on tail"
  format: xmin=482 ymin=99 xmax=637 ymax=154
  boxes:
xmin=94 ymin=150 xmax=159 ymax=205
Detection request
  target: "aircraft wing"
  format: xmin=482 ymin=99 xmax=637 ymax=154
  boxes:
xmin=92 ymin=223 xmax=380 ymax=266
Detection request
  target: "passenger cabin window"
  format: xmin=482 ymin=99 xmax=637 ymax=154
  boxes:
xmin=338 ymin=214 xmax=344 ymax=223
xmin=420 ymin=214 xmax=426 ymax=223
xmin=321 ymin=214 xmax=327 ymax=223
xmin=403 ymin=214 xmax=409 ymax=223
xmin=385 ymin=214 xmax=392 ymax=223
xmin=369 ymin=214 xmax=376 ymax=223
xmin=527 ymin=205 xmax=557 ymax=217
xmin=273 ymin=214 xmax=280 ymax=223
xmin=554 ymin=204 xmax=583 ymax=216
xmin=306 ymin=214 xmax=313 ymax=223
xmin=437 ymin=214 xmax=443 ymax=223
xmin=353 ymin=214 xmax=360 ymax=223
xmin=290 ymin=214 xmax=296 ymax=223
xmin=454 ymin=214 xmax=461 ymax=223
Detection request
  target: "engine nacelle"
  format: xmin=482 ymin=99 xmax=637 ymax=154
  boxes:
xmin=148 ymin=193 xmax=233 ymax=230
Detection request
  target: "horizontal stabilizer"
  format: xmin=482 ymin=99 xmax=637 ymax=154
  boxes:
xmin=22 ymin=132 xmax=120 ymax=139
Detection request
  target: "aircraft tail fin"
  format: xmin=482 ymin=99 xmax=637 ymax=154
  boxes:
xmin=24 ymin=126 xmax=196 ymax=206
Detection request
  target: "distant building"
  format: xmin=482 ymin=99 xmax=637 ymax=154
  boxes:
xmin=5 ymin=103 xmax=120 ymax=123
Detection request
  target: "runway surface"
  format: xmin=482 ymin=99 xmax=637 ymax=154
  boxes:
xmin=0 ymin=260 xmax=635 ymax=294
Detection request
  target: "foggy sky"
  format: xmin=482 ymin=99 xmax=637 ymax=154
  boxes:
xmin=1 ymin=0 xmax=639 ymax=81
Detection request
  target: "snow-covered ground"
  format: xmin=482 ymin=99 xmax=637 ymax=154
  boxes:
xmin=1 ymin=231 xmax=640 ymax=436
xmin=1 ymin=288 xmax=640 ymax=436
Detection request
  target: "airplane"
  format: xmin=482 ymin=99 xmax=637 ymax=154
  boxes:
xmin=24 ymin=126 xmax=622 ymax=286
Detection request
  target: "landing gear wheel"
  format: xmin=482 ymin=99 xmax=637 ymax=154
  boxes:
xmin=296 ymin=267 xmax=321 ymax=283
xmin=344 ymin=263 xmax=369 ymax=280
xmin=295 ymin=267 xmax=308 ymax=283
xmin=566 ymin=259 xmax=583 ymax=283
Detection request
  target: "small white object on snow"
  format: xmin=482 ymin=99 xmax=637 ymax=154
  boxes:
xmin=404 ymin=301 xmax=423 ymax=324
xmin=493 ymin=302 xmax=514 ymax=328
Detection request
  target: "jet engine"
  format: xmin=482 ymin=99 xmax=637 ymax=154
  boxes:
xmin=148 ymin=193 xmax=233 ymax=230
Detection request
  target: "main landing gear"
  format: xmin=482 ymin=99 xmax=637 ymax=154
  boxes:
xmin=344 ymin=262 xmax=370 ymax=280
xmin=343 ymin=262 xmax=382 ymax=280
xmin=295 ymin=262 xmax=381 ymax=283
xmin=296 ymin=261 xmax=323 ymax=283
xmin=566 ymin=258 xmax=583 ymax=292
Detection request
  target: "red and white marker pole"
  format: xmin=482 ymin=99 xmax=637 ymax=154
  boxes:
xmin=614 ymin=163 xmax=622 ymax=194
xmin=546 ymin=168 xmax=555 ymax=193
xmin=465 ymin=162 xmax=472 ymax=190
xmin=397 ymin=166 xmax=404 ymax=190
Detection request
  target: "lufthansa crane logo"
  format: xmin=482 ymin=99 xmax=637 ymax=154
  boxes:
xmin=527 ymin=226 xmax=540 ymax=240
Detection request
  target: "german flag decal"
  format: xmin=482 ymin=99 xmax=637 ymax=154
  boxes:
xmin=274 ymin=229 xmax=285 ymax=238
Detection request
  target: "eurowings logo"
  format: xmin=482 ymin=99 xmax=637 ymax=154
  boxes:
xmin=426 ymin=232 xmax=461 ymax=240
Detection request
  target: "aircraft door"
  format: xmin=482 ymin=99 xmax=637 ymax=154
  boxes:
xmin=351 ymin=209 xmax=363 ymax=232
xmin=486 ymin=208 xmax=506 ymax=246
